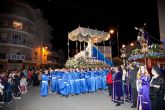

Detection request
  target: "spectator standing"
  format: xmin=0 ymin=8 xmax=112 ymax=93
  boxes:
xmin=0 ymin=79 xmax=4 ymax=104
xmin=150 ymin=65 xmax=165 ymax=110
xmin=27 ymin=70 xmax=33 ymax=87
xmin=128 ymin=63 xmax=139 ymax=108
xmin=106 ymin=68 xmax=113 ymax=97
xmin=4 ymin=77 xmax=13 ymax=103
xmin=20 ymin=76 xmax=27 ymax=94
xmin=112 ymin=66 xmax=124 ymax=106
xmin=13 ymin=72 xmax=21 ymax=99
xmin=137 ymin=65 xmax=151 ymax=110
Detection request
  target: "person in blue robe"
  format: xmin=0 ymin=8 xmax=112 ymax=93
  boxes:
xmin=103 ymin=68 xmax=109 ymax=89
xmin=80 ymin=69 xmax=87 ymax=94
xmin=58 ymin=70 xmax=65 ymax=95
xmin=56 ymin=69 xmax=63 ymax=94
xmin=100 ymin=68 xmax=108 ymax=90
xmin=137 ymin=66 xmax=151 ymax=110
xmin=89 ymin=68 xmax=96 ymax=92
xmin=49 ymin=69 xmax=53 ymax=92
xmin=51 ymin=70 xmax=58 ymax=93
xmin=97 ymin=68 xmax=103 ymax=89
xmin=104 ymin=67 xmax=109 ymax=75
xmin=84 ymin=69 xmax=90 ymax=92
xmin=40 ymin=69 xmax=49 ymax=97
xmin=68 ymin=69 xmax=75 ymax=95
xmin=60 ymin=69 xmax=71 ymax=97
xmin=74 ymin=68 xmax=81 ymax=95
xmin=94 ymin=68 xmax=99 ymax=91
xmin=112 ymin=66 xmax=124 ymax=106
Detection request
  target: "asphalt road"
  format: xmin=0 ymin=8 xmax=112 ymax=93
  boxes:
xmin=1 ymin=86 xmax=135 ymax=110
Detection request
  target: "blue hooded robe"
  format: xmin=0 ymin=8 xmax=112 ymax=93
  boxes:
xmin=40 ymin=73 xmax=49 ymax=96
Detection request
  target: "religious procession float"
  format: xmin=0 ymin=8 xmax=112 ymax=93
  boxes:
xmin=64 ymin=25 xmax=165 ymax=69
xmin=127 ymin=24 xmax=165 ymax=68
xmin=65 ymin=26 xmax=113 ymax=68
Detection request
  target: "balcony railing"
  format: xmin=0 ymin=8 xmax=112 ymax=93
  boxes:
xmin=0 ymin=39 xmax=32 ymax=48
xmin=6 ymin=54 xmax=25 ymax=60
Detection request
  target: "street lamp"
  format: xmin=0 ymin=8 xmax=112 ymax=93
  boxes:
xmin=130 ymin=43 xmax=134 ymax=46
xmin=130 ymin=43 xmax=135 ymax=50
xmin=110 ymin=30 xmax=114 ymax=34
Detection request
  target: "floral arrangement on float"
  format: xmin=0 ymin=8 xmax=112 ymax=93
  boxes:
xmin=65 ymin=57 xmax=108 ymax=68
xmin=128 ymin=43 xmax=165 ymax=61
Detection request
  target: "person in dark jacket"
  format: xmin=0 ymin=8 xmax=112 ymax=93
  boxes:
xmin=4 ymin=77 xmax=13 ymax=103
xmin=13 ymin=72 xmax=21 ymax=99
xmin=128 ymin=62 xmax=139 ymax=108
xmin=150 ymin=65 xmax=165 ymax=110
xmin=33 ymin=71 xmax=39 ymax=86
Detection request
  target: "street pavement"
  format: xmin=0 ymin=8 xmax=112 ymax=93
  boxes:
xmin=1 ymin=87 xmax=136 ymax=110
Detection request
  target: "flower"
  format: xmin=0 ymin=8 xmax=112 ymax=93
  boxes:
xmin=65 ymin=56 xmax=109 ymax=68
xmin=128 ymin=43 xmax=165 ymax=61
xmin=128 ymin=52 xmax=165 ymax=61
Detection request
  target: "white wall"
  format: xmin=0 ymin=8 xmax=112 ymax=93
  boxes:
xmin=158 ymin=0 xmax=165 ymax=48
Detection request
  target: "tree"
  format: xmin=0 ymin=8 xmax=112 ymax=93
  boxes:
xmin=112 ymin=57 xmax=123 ymax=66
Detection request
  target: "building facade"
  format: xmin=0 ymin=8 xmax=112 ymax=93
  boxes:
xmin=0 ymin=0 xmax=53 ymax=70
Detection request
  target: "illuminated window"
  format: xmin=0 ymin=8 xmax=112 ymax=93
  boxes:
xmin=13 ymin=21 xmax=23 ymax=30
xmin=34 ymin=52 xmax=37 ymax=59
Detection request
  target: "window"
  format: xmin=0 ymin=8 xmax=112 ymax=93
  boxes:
xmin=0 ymin=33 xmax=7 ymax=39
xmin=11 ymin=34 xmax=22 ymax=45
xmin=13 ymin=21 xmax=23 ymax=30
xmin=0 ymin=33 xmax=8 ymax=43
xmin=0 ymin=53 xmax=6 ymax=59
xmin=10 ymin=51 xmax=16 ymax=54
xmin=23 ymin=39 xmax=26 ymax=45
xmin=3 ymin=20 xmax=8 ymax=27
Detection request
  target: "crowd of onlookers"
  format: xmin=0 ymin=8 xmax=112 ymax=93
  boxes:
xmin=0 ymin=68 xmax=41 ymax=107
xmin=106 ymin=62 xmax=165 ymax=110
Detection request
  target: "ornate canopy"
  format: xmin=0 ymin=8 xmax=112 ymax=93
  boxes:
xmin=68 ymin=26 xmax=110 ymax=43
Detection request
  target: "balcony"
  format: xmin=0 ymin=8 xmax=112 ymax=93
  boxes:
xmin=0 ymin=39 xmax=32 ymax=49
xmin=0 ymin=28 xmax=34 ymax=38
xmin=6 ymin=54 xmax=25 ymax=60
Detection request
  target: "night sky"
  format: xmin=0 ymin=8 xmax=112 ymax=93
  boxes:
xmin=25 ymin=0 xmax=160 ymax=57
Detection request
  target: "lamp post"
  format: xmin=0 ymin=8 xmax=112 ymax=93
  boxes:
xmin=109 ymin=25 xmax=119 ymax=58
xmin=120 ymin=44 xmax=126 ymax=67
xmin=117 ymin=25 xmax=119 ymax=58
xmin=67 ymin=35 xmax=70 ymax=59
xmin=109 ymin=29 xmax=114 ymax=61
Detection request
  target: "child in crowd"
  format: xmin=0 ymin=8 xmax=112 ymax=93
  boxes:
xmin=20 ymin=76 xmax=28 ymax=94
xmin=27 ymin=70 xmax=33 ymax=87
